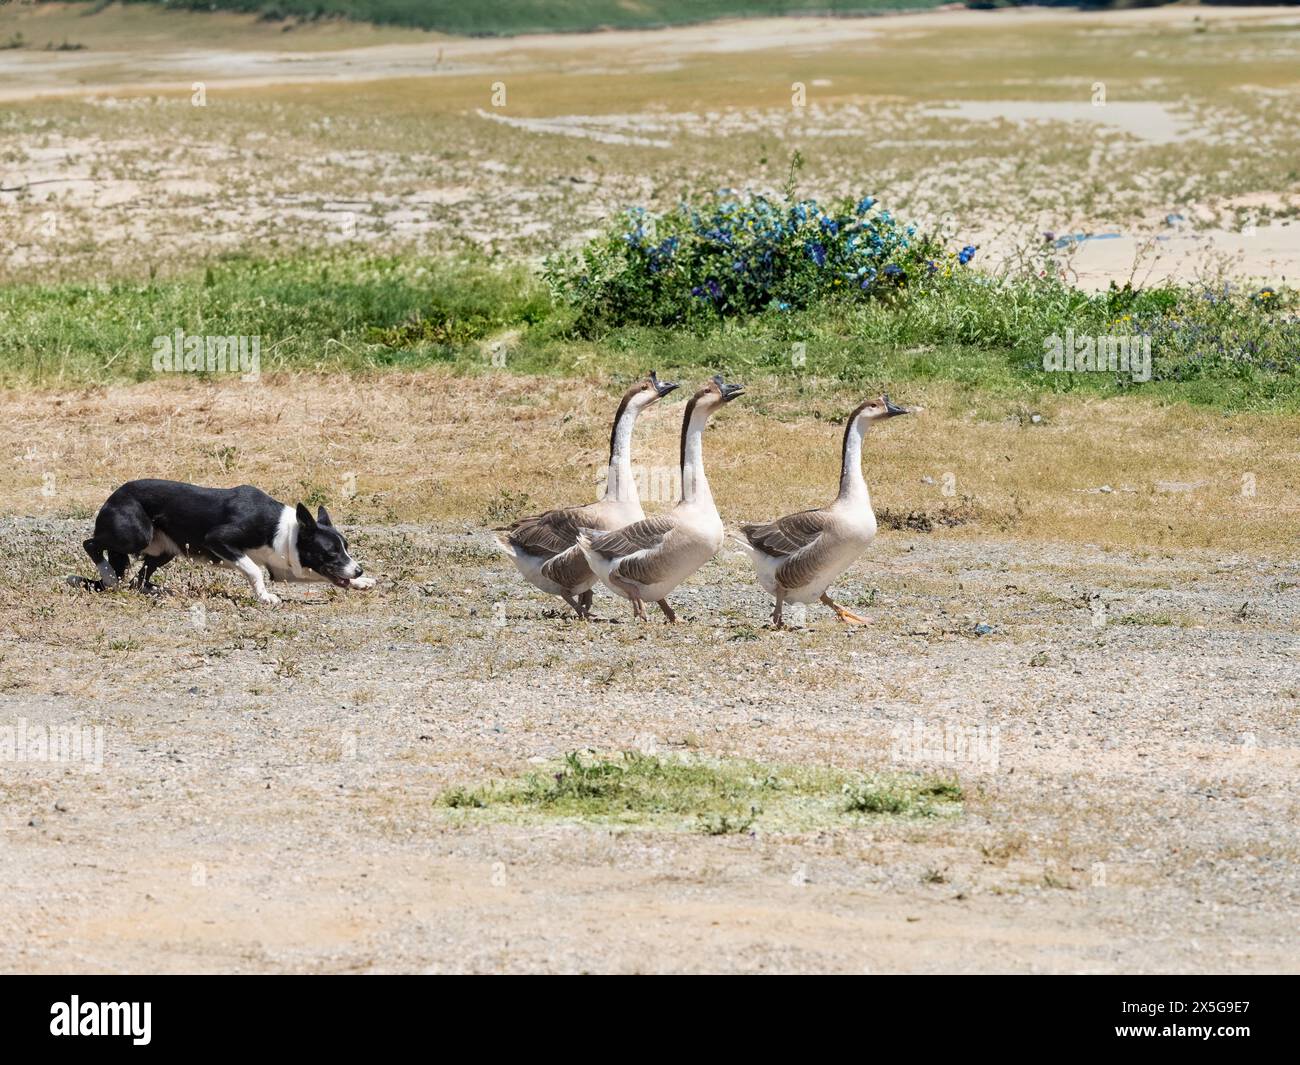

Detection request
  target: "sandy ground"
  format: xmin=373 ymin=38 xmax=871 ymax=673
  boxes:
xmin=3 ymin=6 xmax=1296 ymax=102
xmin=3 ymin=5 xmax=1298 ymax=285
xmin=1 ymin=513 xmax=1297 ymax=973
xmin=1060 ymin=225 xmax=1300 ymax=291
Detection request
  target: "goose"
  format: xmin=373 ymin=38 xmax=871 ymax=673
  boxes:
xmin=734 ymin=394 xmax=909 ymax=628
xmin=495 ymin=372 xmax=679 ymax=617
xmin=577 ymin=375 xmax=745 ymax=623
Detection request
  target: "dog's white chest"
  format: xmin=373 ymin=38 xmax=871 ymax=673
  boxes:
xmin=244 ymin=545 xmax=292 ymax=580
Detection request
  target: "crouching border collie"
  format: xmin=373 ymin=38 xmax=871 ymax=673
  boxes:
xmin=70 ymin=479 xmax=376 ymax=605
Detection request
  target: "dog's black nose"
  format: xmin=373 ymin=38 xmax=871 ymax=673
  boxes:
xmin=354 ymin=565 xmax=364 ymax=576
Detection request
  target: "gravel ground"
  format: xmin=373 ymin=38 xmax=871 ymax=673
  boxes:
xmin=0 ymin=517 xmax=1296 ymax=973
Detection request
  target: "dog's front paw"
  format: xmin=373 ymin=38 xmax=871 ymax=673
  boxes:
xmin=257 ymin=591 xmax=281 ymax=606
xmin=347 ymin=576 xmax=377 ymax=590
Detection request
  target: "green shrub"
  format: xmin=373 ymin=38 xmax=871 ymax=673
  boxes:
xmin=543 ymin=189 xmax=973 ymax=331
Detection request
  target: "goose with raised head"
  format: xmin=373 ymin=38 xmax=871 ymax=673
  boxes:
xmin=577 ymin=375 xmax=745 ymax=623
xmin=495 ymin=372 xmax=679 ymax=617
xmin=734 ymin=394 xmax=909 ymax=628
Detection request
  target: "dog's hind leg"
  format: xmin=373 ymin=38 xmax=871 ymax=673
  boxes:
xmin=106 ymin=550 xmax=131 ymax=585
xmin=131 ymin=552 xmax=175 ymax=595
xmin=73 ymin=538 xmax=134 ymax=592
xmin=76 ymin=538 xmax=110 ymax=591
xmin=81 ymin=496 xmax=153 ymax=590
xmin=78 ymin=538 xmax=132 ymax=590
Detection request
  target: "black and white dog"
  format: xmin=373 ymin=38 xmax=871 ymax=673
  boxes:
xmin=71 ymin=479 xmax=375 ymax=605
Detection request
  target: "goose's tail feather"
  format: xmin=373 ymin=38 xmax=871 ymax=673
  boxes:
xmin=575 ymin=528 xmax=610 ymax=574
xmin=729 ymin=530 xmax=757 ymax=558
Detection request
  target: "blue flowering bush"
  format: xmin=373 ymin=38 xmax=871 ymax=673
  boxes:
xmin=543 ymin=191 xmax=970 ymax=331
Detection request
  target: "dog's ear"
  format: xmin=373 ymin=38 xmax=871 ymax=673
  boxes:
xmin=296 ymin=503 xmax=317 ymax=529
xmin=316 ymin=505 xmax=333 ymax=528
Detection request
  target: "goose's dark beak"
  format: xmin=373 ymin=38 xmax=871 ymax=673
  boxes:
xmin=650 ymin=371 xmax=680 ymax=398
xmin=883 ymin=395 xmax=910 ymax=417
xmin=717 ymin=377 xmax=746 ymax=402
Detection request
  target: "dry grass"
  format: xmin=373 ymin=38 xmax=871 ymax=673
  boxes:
xmin=1 ymin=371 xmax=1294 ymax=553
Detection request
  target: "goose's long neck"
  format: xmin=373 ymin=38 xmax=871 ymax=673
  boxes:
xmin=680 ymin=403 xmax=715 ymax=509
xmin=604 ymin=400 xmax=641 ymax=503
xmin=838 ymin=413 xmax=871 ymax=507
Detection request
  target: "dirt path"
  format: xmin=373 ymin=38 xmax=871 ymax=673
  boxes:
xmin=2 ymin=516 xmax=1296 ymax=973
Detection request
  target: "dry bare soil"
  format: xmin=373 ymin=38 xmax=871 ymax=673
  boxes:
xmin=1 ymin=374 xmax=1297 ymax=973
xmin=2 ymin=4 xmax=1299 ymax=286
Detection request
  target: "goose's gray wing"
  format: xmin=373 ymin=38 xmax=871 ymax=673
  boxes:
xmin=540 ymin=544 xmax=594 ymax=590
xmin=503 ymin=504 xmax=595 ymax=559
xmin=586 ymin=515 xmax=679 ymax=585
xmin=739 ymin=508 xmax=830 ymax=558
xmin=774 ymin=535 xmax=842 ymax=592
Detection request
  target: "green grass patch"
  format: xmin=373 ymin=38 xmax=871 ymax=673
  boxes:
xmin=436 ymin=750 xmax=962 ymax=833
xmin=843 ymin=773 xmax=962 ymax=815
xmin=2 ymin=245 xmax=1295 ymax=412
xmin=0 ymin=253 xmax=552 ymax=385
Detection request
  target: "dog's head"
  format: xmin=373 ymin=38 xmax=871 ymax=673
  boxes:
xmin=295 ymin=504 xmax=362 ymax=587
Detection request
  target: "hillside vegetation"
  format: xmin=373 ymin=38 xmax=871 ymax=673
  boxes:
xmin=108 ymin=0 xmax=965 ymax=35
xmin=103 ymin=0 xmax=1300 ymax=37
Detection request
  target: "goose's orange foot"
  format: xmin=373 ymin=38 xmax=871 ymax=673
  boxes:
xmin=821 ymin=593 xmax=869 ymax=625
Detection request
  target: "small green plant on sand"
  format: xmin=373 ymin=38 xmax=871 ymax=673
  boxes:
xmin=437 ymin=751 xmax=962 ymax=833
